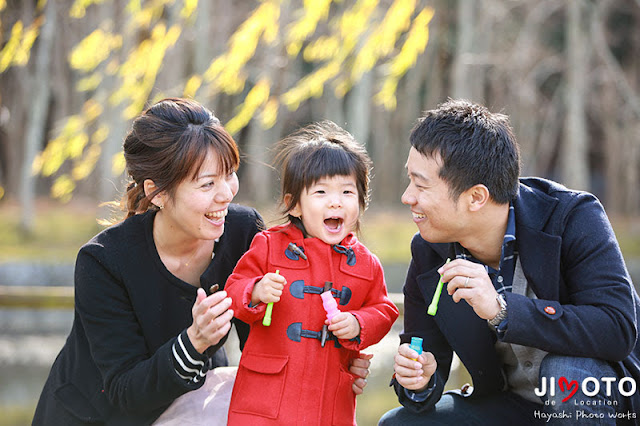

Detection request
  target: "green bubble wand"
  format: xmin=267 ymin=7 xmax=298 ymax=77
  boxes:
xmin=262 ymin=270 xmax=279 ymax=326
xmin=427 ymin=258 xmax=450 ymax=316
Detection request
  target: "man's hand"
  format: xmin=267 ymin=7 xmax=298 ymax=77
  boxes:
xmin=350 ymin=352 xmax=373 ymax=395
xmin=442 ymin=259 xmax=502 ymax=320
xmin=393 ymin=343 xmax=437 ymax=391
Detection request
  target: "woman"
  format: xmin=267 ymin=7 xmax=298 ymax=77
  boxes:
xmin=32 ymin=98 xmax=371 ymax=425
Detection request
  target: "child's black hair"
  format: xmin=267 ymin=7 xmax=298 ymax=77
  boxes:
xmin=274 ymin=121 xmax=372 ymax=233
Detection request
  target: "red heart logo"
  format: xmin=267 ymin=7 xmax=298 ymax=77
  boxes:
xmin=558 ymin=376 xmax=578 ymax=402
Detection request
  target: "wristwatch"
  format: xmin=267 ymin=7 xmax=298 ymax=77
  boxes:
xmin=488 ymin=293 xmax=508 ymax=327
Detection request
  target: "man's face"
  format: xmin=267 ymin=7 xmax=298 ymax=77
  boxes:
xmin=401 ymin=147 xmax=464 ymax=243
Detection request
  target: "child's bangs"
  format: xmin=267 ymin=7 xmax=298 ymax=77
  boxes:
xmin=303 ymin=145 xmax=357 ymax=187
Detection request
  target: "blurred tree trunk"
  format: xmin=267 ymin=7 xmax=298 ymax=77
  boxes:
xmin=156 ymin=2 xmax=186 ymax=94
xmin=322 ymin=91 xmax=345 ymax=127
xmin=389 ymin=40 xmax=433 ymax=205
xmin=370 ymin=103 xmax=393 ymax=204
xmin=591 ymin=0 xmax=640 ymax=213
xmin=507 ymin=1 xmax=562 ymax=176
xmin=19 ymin=0 xmax=56 ymax=233
xmin=452 ymin=0 xmax=474 ymax=99
xmin=242 ymin=1 xmax=291 ymax=206
xmin=345 ymin=72 xmax=373 ymax=150
xmin=96 ymin=1 xmax=133 ymax=213
xmin=1 ymin=3 xmax=34 ymax=199
xmin=422 ymin=0 xmax=453 ymax=109
xmin=561 ymin=0 xmax=590 ymax=191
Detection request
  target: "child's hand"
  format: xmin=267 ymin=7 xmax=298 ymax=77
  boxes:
xmin=251 ymin=272 xmax=287 ymax=305
xmin=327 ymin=312 xmax=360 ymax=340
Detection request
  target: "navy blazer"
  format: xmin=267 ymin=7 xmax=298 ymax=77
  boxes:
xmin=395 ymin=178 xmax=640 ymax=413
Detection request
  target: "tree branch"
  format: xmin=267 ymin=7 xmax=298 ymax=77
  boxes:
xmin=590 ymin=0 xmax=640 ymax=118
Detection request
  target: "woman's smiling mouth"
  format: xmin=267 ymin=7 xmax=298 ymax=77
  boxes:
xmin=205 ymin=208 xmax=227 ymax=224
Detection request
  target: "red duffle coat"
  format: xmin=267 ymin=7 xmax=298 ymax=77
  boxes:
xmin=225 ymin=223 xmax=399 ymax=425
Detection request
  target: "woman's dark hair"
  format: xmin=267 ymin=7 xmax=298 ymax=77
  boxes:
xmin=274 ymin=121 xmax=372 ymax=232
xmin=410 ymin=99 xmax=520 ymax=204
xmin=121 ymin=98 xmax=239 ymax=218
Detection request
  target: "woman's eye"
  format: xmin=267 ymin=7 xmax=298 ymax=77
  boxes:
xmin=203 ymin=180 xmax=215 ymax=188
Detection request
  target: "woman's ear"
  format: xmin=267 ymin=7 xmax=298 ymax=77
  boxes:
xmin=284 ymin=193 xmax=301 ymax=217
xmin=143 ymin=179 xmax=166 ymax=209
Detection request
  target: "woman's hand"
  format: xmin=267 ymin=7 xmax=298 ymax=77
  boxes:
xmin=350 ymin=352 xmax=373 ymax=395
xmin=187 ymin=288 xmax=234 ymax=353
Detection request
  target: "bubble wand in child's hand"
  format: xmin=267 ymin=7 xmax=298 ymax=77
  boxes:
xmin=427 ymin=258 xmax=450 ymax=316
xmin=262 ymin=270 xmax=279 ymax=326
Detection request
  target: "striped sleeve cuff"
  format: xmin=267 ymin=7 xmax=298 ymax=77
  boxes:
xmin=172 ymin=330 xmax=211 ymax=384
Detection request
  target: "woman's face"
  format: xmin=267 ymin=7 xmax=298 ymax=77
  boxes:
xmin=160 ymin=148 xmax=239 ymax=242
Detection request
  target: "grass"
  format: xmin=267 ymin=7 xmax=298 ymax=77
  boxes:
xmin=612 ymin=216 xmax=640 ymax=259
xmin=0 ymin=199 xmax=102 ymax=262
xmin=360 ymin=208 xmax=418 ymax=264
xmin=0 ymin=199 xmax=420 ymax=265
xmin=0 ymin=405 xmax=35 ymax=426
xmin=1 ymin=200 xmax=639 ymax=264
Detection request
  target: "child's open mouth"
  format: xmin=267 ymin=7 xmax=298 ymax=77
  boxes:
xmin=324 ymin=217 xmax=343 ymax=232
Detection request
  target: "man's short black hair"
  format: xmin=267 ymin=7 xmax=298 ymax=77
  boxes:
xmin=410 ymin=99 xmax=520 ymax=204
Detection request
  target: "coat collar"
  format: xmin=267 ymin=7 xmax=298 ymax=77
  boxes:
xmin=429 ymin=180 xmax=564 ymax=300
xmin=267 ymin=223 xmax=371 ymax=279
xmin=512 ymin=180 xmax=562 ymax=300
xmin=272 ymin=222 xmax=358 ymax=247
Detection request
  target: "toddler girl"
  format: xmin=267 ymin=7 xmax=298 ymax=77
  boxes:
xmin=225 ymin=121 xmax=399 ymax=425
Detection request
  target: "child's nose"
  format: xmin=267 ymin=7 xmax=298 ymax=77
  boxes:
xmin=329 ymin=194 xmax=342 ymax=208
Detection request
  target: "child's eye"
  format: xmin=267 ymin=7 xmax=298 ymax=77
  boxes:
xmin=202 ymin=180 xmax=215 ymax=188
xmin=343 ymin=190 xmax=355 ymax=195
xmin=315 ymin=190 xmax=326 ymax=194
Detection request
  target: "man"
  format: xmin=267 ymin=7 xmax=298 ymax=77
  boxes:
xmin=379 ymin=99 xmax=640 ymax=425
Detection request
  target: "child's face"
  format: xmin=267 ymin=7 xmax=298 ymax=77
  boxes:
xmin=289 ymin=174 xmax=360 ymax=245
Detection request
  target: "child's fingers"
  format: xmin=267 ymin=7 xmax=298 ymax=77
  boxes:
xmin=265 ymin=272 xmax=287 ymax=285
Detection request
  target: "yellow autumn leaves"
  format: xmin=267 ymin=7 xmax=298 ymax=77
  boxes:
xmin=4 ymin=0 xmax=433 ymax=201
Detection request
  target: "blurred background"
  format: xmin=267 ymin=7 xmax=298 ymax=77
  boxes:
xmin=0 ymin=0 xmax=639 ymax=424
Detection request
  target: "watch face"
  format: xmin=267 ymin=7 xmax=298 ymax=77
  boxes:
xmin=489 ymin=294 xmax=507 ymax=326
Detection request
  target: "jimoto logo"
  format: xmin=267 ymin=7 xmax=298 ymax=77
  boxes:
xmin=534 ymin=376 xmax=637 ymax=403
